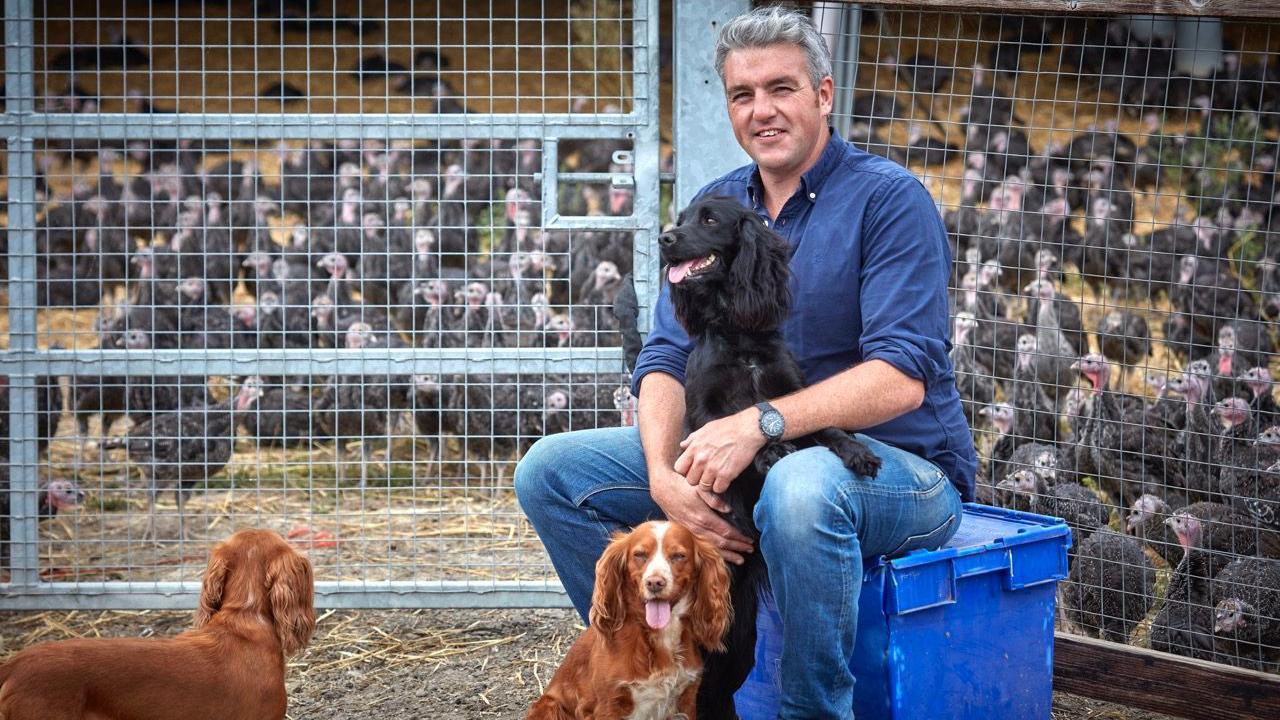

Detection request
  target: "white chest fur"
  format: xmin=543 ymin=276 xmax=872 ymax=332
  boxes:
xmin=624 ymin=665 xmax=700 ymax=720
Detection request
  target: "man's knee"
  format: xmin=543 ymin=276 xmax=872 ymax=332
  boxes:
xmin=514 ymin=434 xmax=561 ymax=515
xmin=755 ymin=448 xmax=848 ymax=544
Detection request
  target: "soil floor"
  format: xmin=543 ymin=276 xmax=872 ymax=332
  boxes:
xmin=0 ymin=607 xmax=1178 ymax=719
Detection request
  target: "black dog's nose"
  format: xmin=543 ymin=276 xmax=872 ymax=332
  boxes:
xmin=658 ymin=232 xmax=676 ymax=247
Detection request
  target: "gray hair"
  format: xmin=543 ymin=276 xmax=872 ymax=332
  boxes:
xmin=713 ymin=5 xmax=833 ymax=89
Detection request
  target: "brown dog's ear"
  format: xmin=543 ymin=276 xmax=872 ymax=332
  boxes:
xmin=588 ymin=530 xmax=633 ymax=643
xmin=268 ymin=544 xmax=317 ymax=657
xmin=729 ymin=213 xmax=791 ymax=330
xmin=688 ymin=531 xmax=732 ymax=652
xmin=194 ymin=546 xmax=229 ymax=627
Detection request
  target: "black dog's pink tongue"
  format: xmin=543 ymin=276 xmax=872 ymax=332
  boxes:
xmin=667 ymin=258 xmax=701 ymax=284
xmin=645 ymin=599 xmax=672 ymax=629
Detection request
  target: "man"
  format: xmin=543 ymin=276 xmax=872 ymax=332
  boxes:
xmin=516 ymin=6 xmax=976 ymax=717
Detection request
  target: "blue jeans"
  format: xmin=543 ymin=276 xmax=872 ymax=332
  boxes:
xmin=514 ymin=425 xmax=963 ymax=720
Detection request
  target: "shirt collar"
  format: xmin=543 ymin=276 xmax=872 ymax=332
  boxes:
xmin=746 ymin=126 xmax=843 ymax=207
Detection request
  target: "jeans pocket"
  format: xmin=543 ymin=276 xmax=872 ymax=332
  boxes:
xmin=885 ymin=511 xmax=959 ymax=559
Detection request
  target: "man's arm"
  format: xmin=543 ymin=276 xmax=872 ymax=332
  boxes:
xmin=674 ymin=360 xmax=921 ymax=494
xmin=772 ymin=359 xmax=923 ymax=440
xmin=637 ymin=371 xmax=686 ymax=476
xmin=639 ymin=372 xmax=755 ymax=564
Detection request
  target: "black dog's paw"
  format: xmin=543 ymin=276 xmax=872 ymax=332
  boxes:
xmin=753 ymin=441 xmax=797 ymax=476
xmin=841 ymin=442 xmax=882 ymax=479
xmin=815 ymin=428 xmax=881 ymax=479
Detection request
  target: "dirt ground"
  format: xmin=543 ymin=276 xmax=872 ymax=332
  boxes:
xmin=0 ymin=607 xmax=1177 ymax=720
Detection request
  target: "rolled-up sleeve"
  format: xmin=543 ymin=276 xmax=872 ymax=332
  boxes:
xmin=857 ymin=176 xmax=953 ymax=389
xmin=629 ymin=282 xmax=695 ymax=396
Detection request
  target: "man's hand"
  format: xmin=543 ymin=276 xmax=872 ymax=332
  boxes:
xmin=674 ymin=409 xmax=766 ymax=495
xmin=650 ymin=469 xmax=754 ymax=565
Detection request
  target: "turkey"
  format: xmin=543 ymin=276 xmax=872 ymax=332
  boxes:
xmin=1073 ymin=354 xmax=1181 ymax=505
xmin=1169 ymin=501 xmax=1260 ymax=560
xmin=438 ymin=374 xmax=544 ymax=466
xmin=1149 ymin=513 xmax=1228 ymax=661
xmin=1024 ymin=278 xmax=1079 ymax=408
xmin=978 ymin=403 xmax=1056 ymax=487
xmin=1171 ymin=255 xmax=1256 ymax=358
xmin=1093 ymin=310 xmax=1150 ymax=380
xmin=1212 ymin=397 xmax=1261 ymax=496
xmin=890 ymin=52 xmax=953 ymax=95
xmin=1125 ymin=494 xmax=1185 ymax=567
xmin=237 ymin=376 xmax=325 ymax=448
xmin=995 ymin=469 xmax=1108 ymax=554
xmin=409 ymin=374 xmax=444 ymax=459
xmin=1210 ymin=556 xmax=1280 ymax=669
xmin=99 ymin=380 xmax=262 ymax=541
xmin=950 ymin=312 xmax=995 ymax=425
xmin=1216 ymin=320 xmax=1276 ymax=377
xmin=1238 ymin=366 xmax=1280 ymax=429
xmin=1063 ymin=529 xmax=1157 ymax=643
xmin=1005 ymin=334 xmax=1062 ymax=444
xmin=0 ymin=468 xmax=84 ymax=572
xmin=314 ymin=323 xmax=413 ymax=486
xmin=1168 ymin=364 xmax=1218 ymax=502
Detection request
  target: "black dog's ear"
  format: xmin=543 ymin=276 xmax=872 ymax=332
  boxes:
xmin=729 ymin=213 xmax=791 ymax=330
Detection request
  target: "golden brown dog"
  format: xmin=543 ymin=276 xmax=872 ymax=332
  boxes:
xmin=528 ymin=520 xmax=731 ymax=720
xmin=0 ymin=528 xmax=316 ymax=720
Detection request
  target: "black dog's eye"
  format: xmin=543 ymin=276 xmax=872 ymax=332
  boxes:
xmin=702 ymin=214 xmax=718 ymax=226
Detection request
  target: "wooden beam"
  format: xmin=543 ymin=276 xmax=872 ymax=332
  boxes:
xmin=864 ymin=1 xmax=1280 ymax=20
xmin=1053 ymin=633 xmax=1280 ymax=720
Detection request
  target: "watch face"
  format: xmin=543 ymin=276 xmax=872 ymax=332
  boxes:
xmin=761 ymin=411 xmax=784 ymax=438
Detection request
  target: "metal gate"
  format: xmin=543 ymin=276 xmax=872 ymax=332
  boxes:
xmin=1 ymin=0 xmax=660 ymax=609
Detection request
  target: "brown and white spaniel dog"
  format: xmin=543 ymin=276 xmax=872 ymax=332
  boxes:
xmin=528 ymin=520 xmax=732 ymax=720
xmin=0 ymin=528 xmax=316 ymax=720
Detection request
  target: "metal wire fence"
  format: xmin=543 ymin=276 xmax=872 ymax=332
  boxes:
xmin=4 ymin=0 xmax=1278 ymax=681
xmin=1 ymin=0 xmax=659 ymax=608
xmin=810 ymin=4 xmax=1280 ymax=674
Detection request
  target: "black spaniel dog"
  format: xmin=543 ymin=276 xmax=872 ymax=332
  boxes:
xmin=661 ymin=196 xmax=881 ymax=718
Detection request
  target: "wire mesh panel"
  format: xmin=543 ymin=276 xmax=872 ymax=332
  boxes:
xmin=808 ymin=4 xmax=1280 ymax=672
xmin=1 ymin=0 xmax=659 ymax=608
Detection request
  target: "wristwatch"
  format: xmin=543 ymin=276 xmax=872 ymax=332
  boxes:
xmin=755 ymin=401 xmax=785 ymax=442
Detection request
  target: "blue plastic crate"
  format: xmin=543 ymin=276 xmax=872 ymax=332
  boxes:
xmin=734 ymin=503 xmax=1071 ymax=720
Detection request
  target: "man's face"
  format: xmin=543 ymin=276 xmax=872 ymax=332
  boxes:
xmin=722 ymin=43 xmax=833 ymax=179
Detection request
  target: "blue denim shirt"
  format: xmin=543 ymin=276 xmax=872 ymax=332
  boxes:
xmin=631 ymin=131 xmax=977 ymax=501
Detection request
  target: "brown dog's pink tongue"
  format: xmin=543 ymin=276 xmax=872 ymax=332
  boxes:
xmin=645 ymin=599 xmax=672 ymax=629
xmin=667 ymin=259 xmax=699 ymax=284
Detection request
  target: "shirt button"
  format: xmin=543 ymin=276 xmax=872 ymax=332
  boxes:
xmin=809 ymin=193 xmax=816 ymax=200
xmin=763 ymin=220 xmax=769 ymax=227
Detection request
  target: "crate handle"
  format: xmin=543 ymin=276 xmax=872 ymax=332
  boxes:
xmin=951 ymin=547 xmax=1010 ymax=579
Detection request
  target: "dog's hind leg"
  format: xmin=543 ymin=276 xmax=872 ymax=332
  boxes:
xmin=696 ymin=554 xmax=767 ymax=719
xmin=814 ymin=428 xmax=882 ymax=478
